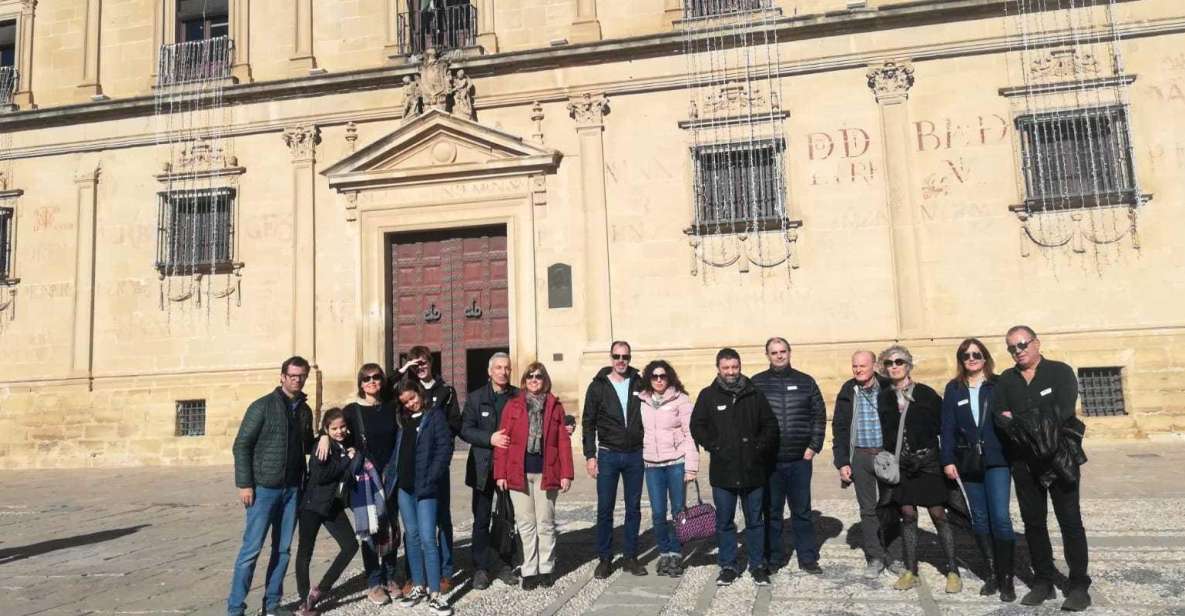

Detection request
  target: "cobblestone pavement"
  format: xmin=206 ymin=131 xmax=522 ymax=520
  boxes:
xmin=3 ymin=441 xmax=1185 ymax=615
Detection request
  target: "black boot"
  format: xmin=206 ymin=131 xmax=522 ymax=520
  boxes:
xmin=973 ymin=535 xmax=998 ymax=596
xmin=993 ymin=539 xmax=1016 ymax=603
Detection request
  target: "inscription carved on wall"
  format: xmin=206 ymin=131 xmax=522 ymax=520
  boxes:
xmin=806 ymin=126 xmax=877 ymax=186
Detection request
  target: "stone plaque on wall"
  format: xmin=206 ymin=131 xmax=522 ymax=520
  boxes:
xmin=547 ymin=263 xmax=572 ymax=309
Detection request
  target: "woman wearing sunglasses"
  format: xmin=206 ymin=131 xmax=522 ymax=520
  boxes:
xmin=493 ymin=362 xmax=575 ymax=590
xmin=876 ymin=345 xmax=961 ymax=594
xmin=638 ymin=360 xmax=697 ymax=577
xmin=940 ymin=339 xmax=1016 ymax=602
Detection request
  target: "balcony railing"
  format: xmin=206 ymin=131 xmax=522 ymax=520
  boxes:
xmin=397 ymin=3 xmax=477 ymax=56
xmin=683 ymin=0 xmax=771 ymax=19
xmin=0 ymin=66 xmax=18 ymax=107
xmin=156 ymin=36 xmax=234 ymax=87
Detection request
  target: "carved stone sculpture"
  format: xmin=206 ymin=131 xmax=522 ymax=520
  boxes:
xmin=401 ymin=75 xmax=423 ymax=123
xmin=451 ymin=68 xmax=474 ymax=119
xmin=419 ymin=48 xmax=451 ymax=111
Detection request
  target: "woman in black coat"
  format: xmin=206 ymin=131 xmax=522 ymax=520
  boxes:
xmin=877 ymin=345 xmax=961 ymax=594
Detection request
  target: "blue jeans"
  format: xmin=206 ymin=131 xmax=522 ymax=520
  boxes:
xmin=596 ymin=450 xmax=644 ymax=560
xmin=227 ymin=486 xmax=299 ymax=616
xmin=964 ymin=466 xmax=1015 ymax=540
xmin=713 ymin=485 xmax=765 ymax=573
xmin=644 ymin=463 xmax=686 ymax=556
xmin=764 ymin=458 xmax=818 ymax=566
xmin=398 ymin=489 xmax=443 ymax=592
xmin=437 ymin=477 xmax=454 ymax=578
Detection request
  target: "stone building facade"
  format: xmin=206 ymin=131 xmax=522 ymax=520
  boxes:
xmin=0 ymin=0 xmax=1182 ymax=468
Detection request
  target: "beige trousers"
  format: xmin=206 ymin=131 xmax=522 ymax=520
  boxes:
xmin=510 ymin=473 xmax=559 ymax=576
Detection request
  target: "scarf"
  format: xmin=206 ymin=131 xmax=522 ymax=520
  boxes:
xmin=894 ymin=380 xmax=915 ymax=414
xmin=349 ymin=459 xmax=392 ymax=556
xmin=715 ymin=374 xmax=746 ymax=395
xmin=526 ymin=393 xmax=545 ymax=455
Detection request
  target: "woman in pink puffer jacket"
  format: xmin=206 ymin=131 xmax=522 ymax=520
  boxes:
xmin=639 ymin=360 xmax=699 ymax=577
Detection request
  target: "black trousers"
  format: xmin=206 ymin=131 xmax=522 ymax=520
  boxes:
xmin=295 ymin=507 xmax=359 ymax=601
xmin=471 ymin=484 xmax=503 ymax=572
xmin=1012 ymin=461 xmax=1090 ymax=590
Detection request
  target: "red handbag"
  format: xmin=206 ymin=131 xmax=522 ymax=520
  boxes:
xmin=674 ymin=480 xmax=717 ymax=544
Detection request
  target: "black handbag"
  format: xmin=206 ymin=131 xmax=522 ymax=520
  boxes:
xmin=954 ymin=439 xmax=985 ymax=480
xmin=491 ymin=488 xmax=520 ymax=564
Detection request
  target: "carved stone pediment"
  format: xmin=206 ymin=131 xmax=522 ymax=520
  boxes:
xmin=323 ymin=109 xmax=562 ymax=193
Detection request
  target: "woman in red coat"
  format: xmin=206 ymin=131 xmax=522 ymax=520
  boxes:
xmin=493 ymin=361 xmax=574 ymax=590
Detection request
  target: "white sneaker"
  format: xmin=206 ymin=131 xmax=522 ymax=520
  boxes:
xmin=400 ymin=586 xmax=427 ymax=607
xmin=427 ymin=595 xmax=454 ymax=615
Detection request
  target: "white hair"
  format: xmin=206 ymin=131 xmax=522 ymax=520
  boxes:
xmin=488 ymin=352 xmax=511 ymax=370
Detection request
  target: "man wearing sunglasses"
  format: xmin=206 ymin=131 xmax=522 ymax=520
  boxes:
xmin=992 ymin=326 xmax=1091 ymax=611
xmin=582 ymin=340 xmax=648 ymax=579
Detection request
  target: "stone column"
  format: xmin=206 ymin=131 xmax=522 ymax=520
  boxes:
xmin=77 ymin=0 xmax=103 ymax=99
xmin=283 ymin=126 xmax=320 ymax=363
xmin=12 ymin=0 xmax=36 ymax=108
xmin=71 ymin=166 xmax=100 ymax=383
xmin=476 ymin=0 xmax=498 ymax=52
xmin=288 ymin=0 xmax=317 ymax=75
xmin=230 ymin=0 xmax=253 ymax=83
xmin=382 ymin=0 xmax=401 ymax=59
xmin=567 ymin=93 xmax=612 ymax=345
xmin=662 ymin=0 xmax=683 ymax=29
xmin=867 ymin=61 xmax=925 ymax=336
xmin=570 ymin=0 xmax=602 ymax=43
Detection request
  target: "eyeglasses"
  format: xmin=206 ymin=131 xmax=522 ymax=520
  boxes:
xmin=360 ymin=374 xmax=383 ymax=383
xmin=283 ymin=372 xmax=309 ymax=380
xmin=525 ymin=372 xmax=545 ymax=381
xmin=882 ymin=358 xmax=909 ymax=368
xmin=1007 ymin=339 xmax=1034 ymax=356
xmin=611 ymin=353 xmax=632 ymax=361
xmin=960 ymin=351 xmax=984 ymax=362
xmin=650 ymin=373 xmax=669 ymax=381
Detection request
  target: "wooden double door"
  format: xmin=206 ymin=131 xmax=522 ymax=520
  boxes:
xmin=388 ymin=225 xmax=509 ymax=405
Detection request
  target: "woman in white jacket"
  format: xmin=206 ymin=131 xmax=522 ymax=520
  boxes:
xmin=639 ymin=360 xmax=699 ymax=577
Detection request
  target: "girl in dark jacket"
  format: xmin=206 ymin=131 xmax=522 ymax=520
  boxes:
xmin=940 ymin=338 xmax=1016 ymax=602
xmin=294 ymin=408 xmax=359 ymax=616
xmin=391 ymin=378 xmax=455 ymax=616
xmin=493 ymin=362 xmax=575 ymax=590
xmin=878 ymin=345 xmax=961 ymax=594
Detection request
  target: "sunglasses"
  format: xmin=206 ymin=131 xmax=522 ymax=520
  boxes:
xmin=1007 ymin=339 xmax=1034 ymax=356
xmin=525 ymin=372 xmax=545 ymax=381
xmin=360 ymin=374 xmax=383 ymax=383
xmin=611 ymin=353 xmax=632 ymax=361
xmin=882 ymin=358 xmax=909 ymax=368
xmin=960 ymin=351 xmax=984 ymax=362
xmin=650 ymin=373 xmax=669 ymax=381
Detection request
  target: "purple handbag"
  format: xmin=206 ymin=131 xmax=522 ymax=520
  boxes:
xmin=674 ymin=480 xmax=716 ymax=544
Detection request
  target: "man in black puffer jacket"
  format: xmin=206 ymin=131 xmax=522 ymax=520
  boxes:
xmin=690 ymin=348 xmax=779 ymax=588
xmin=229 ymin=356 xmax=315 ymax=616
xmin=752 ymin=337 xmax=826 ymax=574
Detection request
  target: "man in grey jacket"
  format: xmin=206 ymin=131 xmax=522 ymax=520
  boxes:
xmin=227 ymin=356 xmax=314 ymax=616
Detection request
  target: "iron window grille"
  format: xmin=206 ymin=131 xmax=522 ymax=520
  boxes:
xmin=397 ymin=1 xmax=476 ymax=56
xmin=1078 ymin=367 xmax=1126 ymax=417
xmin=0 ymin=206 xmax=12 ymax=283
xmin=691 ymin=138 xmax=788 ymax=233
xmin=156 ymin=188 xmax=235 ymax=276
xmin=684 ymin=0 xmax=770 ymax=19
xmin=1016 ymin=106 xmax=1137 ymax=211
xmin=0 ymin=66 xmax=15 ymax=107
xmin=175 ymin=399 xmax=207 ymax=436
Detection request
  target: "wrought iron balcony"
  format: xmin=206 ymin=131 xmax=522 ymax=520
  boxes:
xmin=156 ymin=36 xmax=234 ymax=87
xmin=397 ymin=3 xmax=477 ymax=56
xmin=683 ymin=0 xmax=771 ymax=20
xmin=0 ymin=66 xmax=18 ymax=107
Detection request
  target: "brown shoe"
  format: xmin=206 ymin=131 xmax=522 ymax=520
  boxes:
xmin=367 ymin=585 xmax=390 ymax=605
xmin=402 ymin=581 xmax=414 ymax=596
xmin=439 ymin=576 xmax=453 ymax=593
xmin=386 ymin=580 xmax=404 ymax=599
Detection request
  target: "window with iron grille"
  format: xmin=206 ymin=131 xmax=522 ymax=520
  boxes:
xmin=0 ymin=20 xmax=16 ymax=107
xmin=684 ymin=0 xmax=770 ymax=19
xmin=176 ymin=399 xmax=207 ymax=436
xmin=1077 ymin=367 xmax=1126 ymax=417
xmin=398 ymin=1 xmax=476 ymax=56
xmin=691 ymin=138 xmax=787 ymax=233
xmin=156 ymin=188 xmax=235 ymax=275
xmin=1016 ymin=106 xmax=1136 ymax=210
xmin=0 ymin=206 xmax=12 ymax=283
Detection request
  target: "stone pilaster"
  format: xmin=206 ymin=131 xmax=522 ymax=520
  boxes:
xmin=229 ymin=0 xmax=253 ymax=83
xmin=476 ymin=0 xmax=498 ymax=52
xmin=383 ymin=0 xmax=401 ymax=59
xmin=12 ymin=0 xmax=36 ymax=108
xmin=289 ymin=0 xmax=317 ymax=75
xmin=283 ymin=126 xmax=320 ymax=365
xmin=567 ymin=93 xmax=612 ymax=346
xmin=570 ymin=0 xmax=602 ymax=43
xmin=77 ymin=0 xmax=103 ymax=99
xmin=867 ymin=60 xmax=926 ymax=336
xmin=662 ymin=0 xmax=683 ymax=29
xmin=71 ymin=166 xmax=100 ymax=384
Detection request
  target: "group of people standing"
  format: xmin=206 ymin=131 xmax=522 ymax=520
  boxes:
xmin=226 ymin=325 xmax=1092 ymax=616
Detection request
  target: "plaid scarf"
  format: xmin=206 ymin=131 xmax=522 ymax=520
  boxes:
xmin=350 ymin=458 xmax=392 ymax=556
